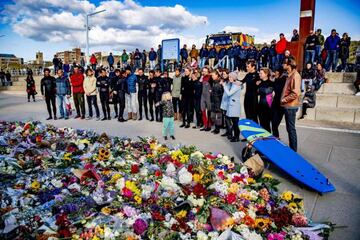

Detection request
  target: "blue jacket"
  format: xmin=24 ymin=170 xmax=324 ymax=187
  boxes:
xmin=218 ymin=48 xmax=227 ymax=59
xmin=239 ymin=48 xmax=248 ymax=59
xmin=180 ymin=48 xmax=188 ymax=59
xmin=220 ymin=85 xmax=229 ymax=111
xmin=209 ymin=48 xmax=217 ymax=58
xmin=199 ymin=48 xmax=209 ymax=58
xmin=324 ymin=35 xmax=340 ymax=51
xmin=149 ymin=50 xmax=157 ymax=61
xmin=233 ymin=46 xmax=240 ymax=57
xmin=228 ymin=47 xmax=235 ymax=58
xmin=247 ymin=48 xmax=258 ymax=60
xmin=223 ymin=82 xmax=242 ymax=117
xmin=56 ymin=76 xmax=71 ymax=96
xmin=126 ymin=73 xmax=137 ymax=93
xmin=107 ymin=55 xmax=114 ymax=65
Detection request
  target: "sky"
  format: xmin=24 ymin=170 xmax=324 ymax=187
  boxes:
xmin=0 ymin=0 xmax=359 ymax=61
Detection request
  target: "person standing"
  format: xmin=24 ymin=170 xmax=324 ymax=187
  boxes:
xmin=281 ymin=57 xmax=301 ymax=152
xmin=142 ymin=50 xmax=147 ymax=69
xmin=260 ymin=43 xmax=270 ymax=68
xmin=339 ymin=33 xmax=351 ymax=72
xmin=218 ymin=47 xmax=227 ymax=69
xmin=200 ymin=67 xmax=212 ymax=131
xmin=90 ymin=54 xmax=97 ymax=70
xmin=269 ymin=40 xmax=277 ymax=71
xmin=121 ymin=50 xmax=129 ymax=68
xmin=180 ymin=68 xmax=194 ymax=128
xmin=180 ymin=44 xmax=188 ymax=65
xmin=41 ymin=68 xmax=57 ymax=120
xmin=70 ymin=66 xmax=86 ymax=119
xmin=55 ymin=69 xmax=71 ymax=120
xmin=271 ymin=67 xmax=287 ymax=138
xmin=125 ymin=66 xmax=138 ymax=120
xmin=63 ymin=61 xmax=70 ymax=78
xmin=275 ymin=33 xmax=288 ymax=69
xmin=154 ymin=69 xmax=164 ymax=122
xmin=238 ymin=46 xmax=248 ymax=72
xmin=158 ymin=92 xmax=176 ymax=140
xmin=172 ymin=68 xmax=182 ymax=121
xmin=162 ymin=71 xmax=173 ymax=93
xmin=315 ymin=29 xmax=325 ymax=64
xmin=84 ymin=68 xmax=100 ymax=120
xmin=109 ymin=68 xmax=118 ymax=118
xmin=257 ymin=68 xmax=274 ymax=133
xmin=208 ymin=46 xmax=217 ymax=69
xmin=324 ymin=29 xmax=340 ymax=72
xmin=241 ymin=60 xmax=259 ymax=123
xmin=25 ymin=71 xmax=36 ymax=102
xmin=96 ymin=69 xmax=111 ymax=121
xmin=148 ymin=48 xmax=157 ymax=70
xmin=199 ymin=44 xmax=209 ymax=69
xmin=222 ymin=72 xmax=242 ymax=142
xmin=210 ymin=70 xmax=224 ymax=134
xmin=304 ymin=30 xmax=320 ymax=65
xmin=52 ymin=55 xmax=60 ymax=73
xmin=113 ymin=69 xmax=128 ymax=122
xmin=291 ymin=29 xmax=299 ymax=42
xmin=137 ymin=68 xmax=149 ymax=120
xmin=107 ymin=52 xmax=115 ymax=69
xmin=228 ymin=44 xmax=236 ymax=71
xmin=220 ymin=70 xmax=231 ymax=138
xmin=157 ymin=45 xmax=162 ymax=65
xmin=148 ymin=70 xmax=156 ymax=121
xmin=133 ymin=49 xmax=142 ymax=70
xmin=192 ymin=71 xmax=203 ymax=128
xmin=189 ymin=44 xmax=199 ymax=62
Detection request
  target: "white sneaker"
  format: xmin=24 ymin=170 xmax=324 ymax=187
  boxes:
xmin=355 ymin=92 xmax=360 ymax=96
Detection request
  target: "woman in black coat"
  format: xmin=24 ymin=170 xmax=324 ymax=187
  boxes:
xmin=210 ymin=71 xmax=224 ymax=134
xmin=339 ymin=33 xmax=351 ymax=71
xmin=25 ymin=73 xmax=36 ymax=102
xmin=271 ymin=67 xmax=287 ymax=138
xmin=241 ymin=60 xmax=259 ymax=123
xmin=192 ymin=72 xmax=203 ymax=128
xmin=180 ymin=68 xmax=194 ymax=128
xmin=113 ymin=69 xmax=128 ymax=122
xmin=257 ymin=68 xmax=274 ymax=133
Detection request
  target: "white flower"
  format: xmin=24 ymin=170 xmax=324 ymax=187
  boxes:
xmin=197 ymin=231 xmax=208 ymax=240
xmin=178 ymin=167 xmax=193 ymax=185
xmin=165 ymin=163 xmax=176 ymax=176
xmin=160 ymin=176 xmax=180 ymax=192
xmin=115 ymin=178 xmax=125 ymax=190
xmin=221 ymin=155 xmax=231 ymax=165
xmin=249 ymin=190 xmax=259 ymax=200
xmin=140 ymin=168 xmax=148 ymax=177
xmin=208 ymin=231 xmax=219 ymax=239
xmin=232 ymin=211 xmax=246 ymax=222
xmin=191 ymin=151 xmax=204 ymax=159
xmin=141 ymin=184 xmax=154 ymax=199
xmin=51 ymin=179 xmax=63 ymax=188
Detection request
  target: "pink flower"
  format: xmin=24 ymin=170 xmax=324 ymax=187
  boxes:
xmin=267 ymin=232 xmax=286 ymax=240
xmin=291 ymin=213 xmax=308 ymax=226
xmin=123 ymin=206 xmax=137 ymax=217
xmin=122 ymin=187 xmax=133 ymax=198
xmin=133 ymin=218 xmax=148 ymax=235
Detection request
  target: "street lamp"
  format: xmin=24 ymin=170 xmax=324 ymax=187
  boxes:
xmin=85 ymin=9 xmax=106 ymax=65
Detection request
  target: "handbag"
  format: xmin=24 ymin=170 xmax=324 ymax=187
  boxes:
xmin=266 ymin=93 xmax=273 ymax=108
xmin=244 ymin=154 xmax=264 ymax=177
xmin=64 ymin=97 xmax=72 ymax=116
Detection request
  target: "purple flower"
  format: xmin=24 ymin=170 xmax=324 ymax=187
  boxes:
xmin=133 ymin=218 xmax=148 ymax=235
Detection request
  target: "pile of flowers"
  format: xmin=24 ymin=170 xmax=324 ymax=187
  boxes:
xmin=0 ymin=121 xmax=332 ymax=239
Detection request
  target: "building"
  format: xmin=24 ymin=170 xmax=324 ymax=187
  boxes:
xmin=35 ymin=51 xmax=43 ymax=65
xmin=56 ymin=48 xmax=85 ymax=64
xmin=0 ymin=54 xmax=24 ymax=69
xmin=93 ymin=51 xmax=121 ymax=68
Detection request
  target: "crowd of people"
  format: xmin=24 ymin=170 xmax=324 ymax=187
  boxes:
xmin=0 ymin=69 xmax=12 ymax=86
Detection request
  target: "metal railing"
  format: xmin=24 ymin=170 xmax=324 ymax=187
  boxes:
xmin=214 ymin=55 xmax=229 ymax=69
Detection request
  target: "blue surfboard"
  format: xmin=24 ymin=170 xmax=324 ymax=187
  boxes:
xmin=239 ymin=119 xmax=335 ymax=193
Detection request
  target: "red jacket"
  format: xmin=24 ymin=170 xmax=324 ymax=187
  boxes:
xmin=70 ymin=73 xmax=85 ymax=94
xmin=90 ymin=56 xmax=97 ymax=65
xmin=275 ymin=38 xmax=288 ymax=54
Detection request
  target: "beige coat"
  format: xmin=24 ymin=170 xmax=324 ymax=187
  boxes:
xmin=83 ymin=76 xmax=97 ymax=96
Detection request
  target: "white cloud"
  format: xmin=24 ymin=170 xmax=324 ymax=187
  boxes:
xmin=1 ymin=0 xmax=208 ymax=53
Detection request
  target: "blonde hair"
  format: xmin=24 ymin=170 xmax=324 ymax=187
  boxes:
xmin=162 ymin=92 xmax=172 ymax=101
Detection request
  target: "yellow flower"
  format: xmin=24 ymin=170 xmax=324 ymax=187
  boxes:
xmin=134 ymin=195 xmax=142 ymax=204
xmin=31 ymin=180 xmax=40 ymax=191
xmin=125 ymin=180 xmax=141 ymax=196
xmin=63 ymin=152 xmax=72 ymax=161
xmin=110 ymin=173 xmax=122 ymax=182
xmin=193 ymin=173 xmax=203 ymax=183
xmin=207 ymin=165 xmax=215 ymax=171
xmin=288 ymin=202 xmax=298 ymax=213
xmin=101 ymin=207 xmax=112 ymax=215
xmin=176 ymin=210 xmax=187 ymax=219
xmin=247 ymin=178 xmax=256 ymax=184
xmin=95 ymin=225 xmax=104 ymax=236
xmin=228 ymin=183 xmax=239 ymax=193
xmin=255 ymin=217 xmax=271 ymax=230
xmin=263 ymin=173 xmax=273 ymax=179
xmin=179 ymin=154 xmax=189 ymax=163
xmin=92 ymin=236 xmax=100 ymax=240
xmin=281 ymin=191 xmax=294 ymax=201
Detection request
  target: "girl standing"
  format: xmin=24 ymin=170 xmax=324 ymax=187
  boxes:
xmin=257 ymin=68 xmax=274 ymax=133
xmin=158 ymin=92 xmax=175 ymax=140
xmin=25 ymin=72 xmax=36 ymax=102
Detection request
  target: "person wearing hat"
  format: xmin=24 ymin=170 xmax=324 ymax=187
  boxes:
xmin=41 ymin=68 xmax=57 ymax=120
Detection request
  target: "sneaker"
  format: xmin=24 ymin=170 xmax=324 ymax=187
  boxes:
xmin=46 ymin=116 xmax=52 ymax=120
xmin=213 ymin=129 xmax=220 ymax=134
xmin=74 ymin=115 xmax=81 ymax=119
xmin=205 ymin=127 xmax=211 ymax=132
xmin=114 ymin=115 xmax=118 ymax=119
xmin=101 ymin=117 xmax=107 ymax=121
xmin=96 ymin=117 xmax=101 ymax=121
xmin=138 ymin=117 xmax=142 ymax=121
xmin=164 ymin=136 xmax=168 ymax=140
xmin=200 ymin=127 xmax=206 ymax=131
xmin=81 ymin=116 xmax=85 ymax=120
xmin=28 ymin=99 xmax=30 ymax=102
xmin=179 ymin=124 xmax=185 ymax=128
xmin=192 ymin=125 xmax=197 ymax=129
xmin=150 ymin=118 xmax=154 ymax=122
xmin=170 ymin=136 xmax=175 ymax=140
xmin=64 ymin=117 xmax=69 ymax=120
xmin=185 ymin=124 xmax=190 ymax=128
xmin=221 ymin=132 xmax=228 ymax=137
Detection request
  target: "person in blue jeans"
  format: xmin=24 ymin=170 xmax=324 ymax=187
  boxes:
xmin=55 ymin=69 xmax=71 ymax=120
xmin=281 ymin=57 xmax=301 ymax=152
xmin=157 ymin=92 xmax=175 ymax=140
xmin=324 ymin=29 xmax=340 ymax=72
xmin=304 ymin=30 xmax=319 ymax=65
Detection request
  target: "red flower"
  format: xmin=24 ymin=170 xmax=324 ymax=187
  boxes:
xmin=193 ymin=183 xmax=208 ymax=197
xmin=122 ymin=187 xmax=133 ymax=198
xmin=151 ymin=211 xmax=165 ymax=221
xmin=187 ymin=164 xmax=194 ymax=173
xmin=204 ymin=154 xmax=216 ymax=160
xmin=217 ymin=171 xmax=225 ymax=180
xmin=155 ymin=170 xmax=162 ymax=177
xmin=58 ymin=228 xmax=72 ymax=238
xmin=226 ymin=193 xmax=236 ymax=204
xmin=131 ymin=164 xmax=139 ymax=174
xmin=173 ymin=160 xmax=183 ymax=168
xmin=232 ymin=175 xmax=243 ymax=183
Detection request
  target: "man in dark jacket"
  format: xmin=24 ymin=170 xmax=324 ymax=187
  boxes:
xmin=134 ymin=49 xmax=142 ymax=69
xmin=137 ymin=68 xmax=149 ymax=120
xmin=55 ymin=69 xmax=71 ymax=120
xmin=107 ymin=53 xmax=115 ymax=69
xmin=97 ymin=68 xmax=111 ymax=121
xmin=291 ymin=29 xmax=299 ymax=42
xmin=210 ymin=70 xmax=224 ymax=134
xmin=218 ymin=48 xmax=227 ymax=68
xmin=238 ymin=46 xmax=248 ymax=71
xmin=41 ymin=68 xmax=57 ymax=120
xmin=208 ymin=46 xmax=217 ymax=69
xmin=154 ymin=69 xmax=164 ymax=122
xmin=199 ymin=44 xmax=209 ymax=68
xmin=142 ymin=50 xmax=147 ymax=69
xmin=180 ymin=68 xmax=194 ymax=128
xmin=113 ymin=69 xmax=128 ymax=122
xmin=324 ymin=29 xmax=341 ymax=72
xmin=269 ymin=40 xmax=277 ymax=71
xmin=52 ymin=55 xmax=60 ymax=73
xmin=147 ymin=70 xmax=156 ymax=121
xmin=260 ymin=43 xmax=270 ymax=68
xmin=149 ymin=48 xmax=157 ymax=70
xmin=228 ymin=44 xmax=236 ymax=71
xmin=180 ymin=44 xmax=188 ymax=65
xmin=305 ymin=30 xmax=320 ymax=65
